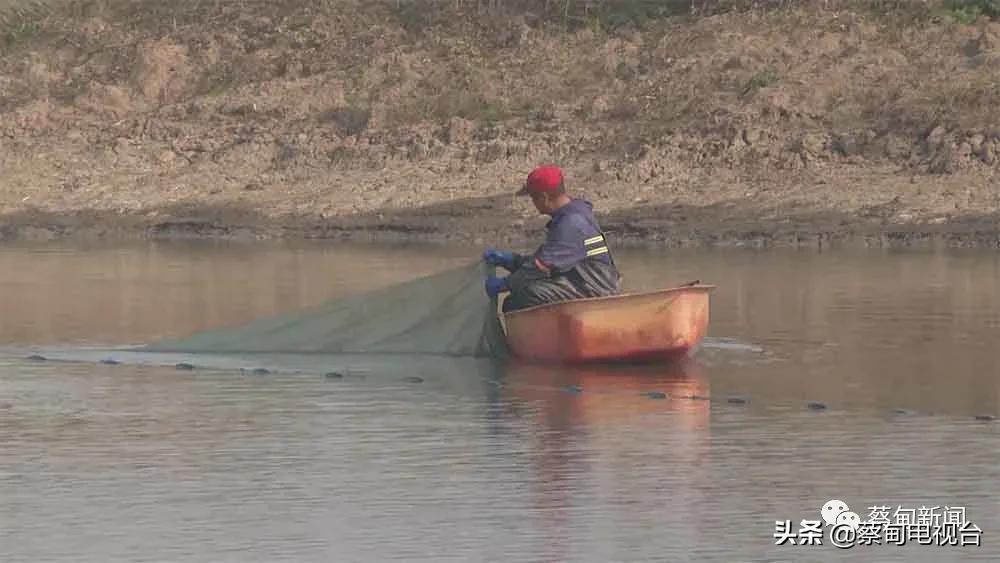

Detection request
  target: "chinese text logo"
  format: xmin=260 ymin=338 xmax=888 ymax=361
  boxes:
xmin=775 ymin=500 xmax=982 ymax=549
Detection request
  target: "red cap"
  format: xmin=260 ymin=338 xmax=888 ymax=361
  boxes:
xmin=517 ymin=165 xmax=564 ymax=196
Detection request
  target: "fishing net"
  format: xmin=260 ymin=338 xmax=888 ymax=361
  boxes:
xmin=140 ymin=262 xmax=509 ymax=359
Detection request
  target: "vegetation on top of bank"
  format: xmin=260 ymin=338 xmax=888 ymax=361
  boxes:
xmin=3 ymin=0 xmax=999 ymax=50
xmin=1 ymin=0 xmax=49 ymax=46
xmin=947 ymin=0 xmax=1000 ymax=23
xmin=389 ymin=0 xmax=1000 ymax=32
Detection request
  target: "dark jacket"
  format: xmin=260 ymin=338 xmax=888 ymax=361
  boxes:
xmin=503 ymin=199 xmax=622 ymax=312
xmin=533 ymin=199 xmax=614 ymax=272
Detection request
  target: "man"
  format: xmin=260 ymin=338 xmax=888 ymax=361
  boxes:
xmin=483 ymin=165 xmax=622 ymax=312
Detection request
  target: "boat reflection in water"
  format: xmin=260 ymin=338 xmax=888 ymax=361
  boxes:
xmin=497 ymin=357 xmax=710 ymax=426
xmin=490 ymin=358 xmax=711 ymax=560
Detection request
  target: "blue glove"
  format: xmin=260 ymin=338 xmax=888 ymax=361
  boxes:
xmin=485 ymin=276 xmax=509 ymax=299
xmin=482 ymin=248 xmax=515 ymax=270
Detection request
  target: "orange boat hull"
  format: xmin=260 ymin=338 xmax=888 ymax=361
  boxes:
xmin=501 ymin=284 xmax=713 ymax=364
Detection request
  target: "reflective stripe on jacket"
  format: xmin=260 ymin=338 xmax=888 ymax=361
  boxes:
xmin=534 ymin=199 xmax=613 ymax=273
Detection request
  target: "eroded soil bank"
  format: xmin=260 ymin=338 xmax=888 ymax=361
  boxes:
xmin=2 ymin=0 xmax=999 ymax=247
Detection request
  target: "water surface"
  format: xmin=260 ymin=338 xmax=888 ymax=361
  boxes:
xmin=1 ymin=241 xmax=998 ymax=562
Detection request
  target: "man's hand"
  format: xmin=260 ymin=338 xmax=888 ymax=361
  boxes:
xmin=484 ymin=276 xmax=509 ymax=299
xmin=533 ymin=257 xmax=551 ymax=275
xmin=482 ymin=249 xmax=515 ymax=270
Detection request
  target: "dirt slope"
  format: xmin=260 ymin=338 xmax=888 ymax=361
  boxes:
xmin=1 ymin=0 xmax=999 ymax=246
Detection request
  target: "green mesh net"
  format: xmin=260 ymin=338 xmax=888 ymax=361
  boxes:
xmin=141 ymin=262 xmax=508 ymax=359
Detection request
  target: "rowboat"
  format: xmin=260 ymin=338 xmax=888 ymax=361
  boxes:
xmin=500 ymin=282 xmax=714 ymax=364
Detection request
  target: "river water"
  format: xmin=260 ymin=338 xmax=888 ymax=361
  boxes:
xmin=1 ymin=241 xmax=998 ymax=562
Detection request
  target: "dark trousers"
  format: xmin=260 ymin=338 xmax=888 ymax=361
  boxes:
xmin=502 ymin=258 xmax=622 ymax=312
